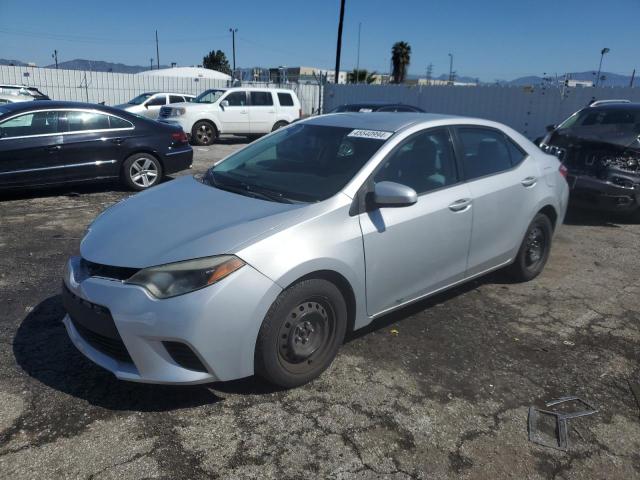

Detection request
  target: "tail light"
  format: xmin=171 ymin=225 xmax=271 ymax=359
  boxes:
xmin=559 ymin=164 xmax=568 ymax=179
xmin=298 ymin=108 xmax=302 ymax=118
xmin=171 ymin=131 xmax=188 ymax=144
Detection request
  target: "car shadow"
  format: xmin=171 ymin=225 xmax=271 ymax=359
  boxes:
xmin=0 ymin=182 xmax=129 ymax=202
xmin=563 ymin=206 xmax=638 ymax=227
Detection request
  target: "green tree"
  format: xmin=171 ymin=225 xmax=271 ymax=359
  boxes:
xmin=347 ymin=69 xmax=379 ymax=84
xmin=391 ymin=41 xmax=411 ymax=84
xmin=202 ymin=50 xmax=231 ymax=75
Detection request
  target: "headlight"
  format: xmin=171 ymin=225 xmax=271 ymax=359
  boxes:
xmin=173 ymin=107 xmax=186 ymax=116
xmin=125 ymin=255 xmax=245 ymax=299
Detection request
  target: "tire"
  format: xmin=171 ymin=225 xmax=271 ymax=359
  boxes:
xmin=191 ymin=121 xmax=217 ymax=146
xmin=271 ymin=121 xmax=288 ymax=132
xmin=122 ymin=153 xmax=162 ymax=191
xmin=506 ymin=213 xmax=553 ymax=282
xmin=255 ymin=279 xmax=347 ymax=388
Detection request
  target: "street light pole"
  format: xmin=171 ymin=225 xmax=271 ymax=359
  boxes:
xmin=155 ymin=30 xmax=160 ymax=70
xmin=229 ymin=28 xmax=238 ymax=79
xmin=334 ymin=0 xmax=346 ymax=84
xmin=448 ymin=53 xmax=453 ymax=85
xmin=596 ymin=47 xmax=610 ymax=87
xmin=52 ymin=50 xmax=58 ymax=69
xmin=355 ymin=22 xmax=361 ymax=83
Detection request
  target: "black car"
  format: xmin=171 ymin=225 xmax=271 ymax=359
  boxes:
xmin=0 ymin=101 xmax=193 ymax=191
xmin=330 ymin=103 xmax=424 ymax=113
xmin=539 ymin=102 xmax=640 ymax=215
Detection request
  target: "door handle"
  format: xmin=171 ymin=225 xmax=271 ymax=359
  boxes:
xmin=110 ymin=138 xmax=124 ymax=145
xmin=521 ymin=176 xmax=537 ymax=187
xmin=46 ymin=145 xmax=61 ymax=153
xmin=448 ymin=198 xmax=472 ymax=212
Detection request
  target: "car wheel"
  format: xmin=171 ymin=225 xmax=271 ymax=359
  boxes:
xmin=122 ymin=153 xmax=162 ymax=191
xmin=271 ymin=121 xmax=288 ymax=132
xmin=506 ymin=213 xmax=553 ymax=282
xmin=255 ymin=279 xmax=347 ymax=388
xmin=191 ymin=121 xmax=217 ymax=146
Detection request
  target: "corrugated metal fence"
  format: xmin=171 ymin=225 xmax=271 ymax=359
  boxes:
xmin=324 ymin=84 xmax=640 ymax=139
xmin=0 ymin=65 xmax=321 ymax=115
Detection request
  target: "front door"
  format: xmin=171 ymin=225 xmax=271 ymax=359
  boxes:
xmin=453 ymin=126 xmax=540 ymax=276
xmin=142 ymin=94 xmax=166 ymax=119
xmin=248 ymin=91 xmax=277 ymax=134
xmin=218 ymin=91 xmax=249 ymax=134
xmin=0 ymin=110 xmax=64 ymax=187
xmin=359 ymin=128 xmax=473 ymax=316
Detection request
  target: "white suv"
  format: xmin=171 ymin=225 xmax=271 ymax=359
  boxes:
xmin=158 ymin=87 xmax=301 ymax=145
xmin=114 ymin=92 xmax=196 ymax=119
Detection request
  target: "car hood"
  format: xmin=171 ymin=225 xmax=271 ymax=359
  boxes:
xmin=113 ymin=104 xmax=140 ymax=111
xmin=80 ymin=176 xmax=306 ymax=268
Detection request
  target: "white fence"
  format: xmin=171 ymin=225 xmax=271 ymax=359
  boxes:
xmin=0 ymin=65 xmax=321 ymax=115
xmin=324 ymin=84 xmax=640 ymax=139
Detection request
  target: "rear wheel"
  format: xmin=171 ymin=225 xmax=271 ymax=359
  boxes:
xmin=122 ymin=153 xmax=162 ymax=191
xmin=255 ymin=279 xmax=347 ymax=388
xmin=506 ymin=213 xmax=553 ymax=282
xmin=191 ymin=121 xmax=217 ymax=146
xmin=271 ymin=121 xmax=288 ymax=132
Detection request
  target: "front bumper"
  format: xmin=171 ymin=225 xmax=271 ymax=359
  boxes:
xmin=567 ymin=174 xmax=640 ymax=213
xmin=62 ymin=256 xmax=282 ymax=384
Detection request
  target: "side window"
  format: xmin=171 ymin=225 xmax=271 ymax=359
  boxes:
xmin=146 ymin=95 xmax=166 ymax=106
xmin=60 ymin=111 xmax=111 ymax=132
xmin=506 ymin=137 xmax=527 ymax=166
xmin=0 ymin=111 xmax=59 ymax=138
xmin=224 ymin=91 xmax=247 ymax=107
xmin=374 ymin=128 xmax=458 ymax=194
xmin=250 ymin=91 xmax=274 ymax=106
xmin=109 ymin=116 xmax=133 ymax=129
xmin=169 ymin=95 xmax=184 ymax=104
xmin=277 ymin=92 xmax=294 ymax=106
xmin=456 ymin=128 xmax=512 ymax=180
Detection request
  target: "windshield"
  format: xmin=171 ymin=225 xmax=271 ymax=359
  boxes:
xmin=127 ymin=93 xmax=154 ymax=105
xmin=204 ymin=124 xmax=390 ymax=202
xmin=558 ymin=108 xmax=640 ymax=132
xmin=194 ymin=89 xmax=226 ymax=104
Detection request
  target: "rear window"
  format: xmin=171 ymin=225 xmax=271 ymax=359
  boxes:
xmin=277 ymin=92 xmax=294 ymax=106
xmin=61 ymin=111 xmax=111 ymax=132
xmin=251 ymin=91 xmax=274 ymax=106
xmin=109 ymin=116 xmax=133 ymax=129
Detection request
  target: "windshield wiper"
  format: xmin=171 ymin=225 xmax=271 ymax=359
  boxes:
xmin=207 ymin=172 xmax=294 ymax=203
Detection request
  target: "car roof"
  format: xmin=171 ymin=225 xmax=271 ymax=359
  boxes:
xmin=584 ymin=102 xmax=640 ymax=112
xmin=0 ymin=100 xmax=128 ymax=116
xmin=304 ymin=112 xmax=458 ymax=132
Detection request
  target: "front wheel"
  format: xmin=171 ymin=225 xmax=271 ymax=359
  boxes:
xmin=255 ymin=279 xmax=347 ymax=388
xmin=122 ymin=153 xmax=162 ymax=191
xmin=506 ymin=213 xmax=553 ymax=282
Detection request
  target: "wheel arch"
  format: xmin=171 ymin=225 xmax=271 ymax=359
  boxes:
xmin=121 ymin=149 xmax=164 ymax=174
xmin=193 ymin=118 xmax=221 ymax=135
xmin=537 ymin=204 xmax=558 ymax=230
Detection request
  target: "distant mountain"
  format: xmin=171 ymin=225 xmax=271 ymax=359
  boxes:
xmin=43 ymin=59 xmax=170 ymax=73
xmin=508 ymin=71 xmax=634 ymax=87
xmin=0 ymin=58 xmax=28 ymax=66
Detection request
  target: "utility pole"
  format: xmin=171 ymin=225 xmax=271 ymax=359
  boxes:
xmin=52 ymin=50 xmax=58 ymax=69
xmin=155 ymin=30 xmax=160 ymax=70
xmin=334 ymin=0 xmax=346 ymax=84
xmin=426 ymin=63 xmax=433 ymax=85
xmin=630 ymin=69 xmax=635 ymax=87
xmin=150 ymin=58 xmax=153 ymax=70
xmin=355 ymin=22 xmax=361 ymax=83
xmin=229 ymin=28 xmax=238 ymax=79
xmin=448 ymin=53 xmax=454 ymax=85
xmin=595 ymin=47 xmax=609 ymax=87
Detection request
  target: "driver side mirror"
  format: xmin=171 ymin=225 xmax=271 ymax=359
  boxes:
xmin=545 ymin=124 xmax=556 ymax=132
xmin=371 ymin=181 xmax=418 ymax=208
xmin=220 ymin=100 xmax=229 ymax=110
xmin=144 ymin=103 xmax=149 ymax=109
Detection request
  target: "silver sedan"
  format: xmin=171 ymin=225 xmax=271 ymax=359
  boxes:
xmin=62 ymin=113 xmax=569 ymax=387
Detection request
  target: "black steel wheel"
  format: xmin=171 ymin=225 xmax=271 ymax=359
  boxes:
xmin=506 ymin=213 xmax=553 ymax=282
xmin=255 ymin=279 xmax=347 ymax=388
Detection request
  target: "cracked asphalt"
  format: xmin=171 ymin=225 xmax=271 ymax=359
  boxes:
xmin=1 ymin=138 xmax=639 ymax=479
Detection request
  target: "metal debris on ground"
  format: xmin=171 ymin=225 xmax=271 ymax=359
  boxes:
xmin=390 ymin=328 xmax=399 ymax=336
xmin=528 ymin=396 xmax=598 ymax=451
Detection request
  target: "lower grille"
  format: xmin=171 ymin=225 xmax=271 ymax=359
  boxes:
xmin=163 ymin=341 xmax=207 ymax=372
xmin=71 ymin=318 xmax=133 ymax=364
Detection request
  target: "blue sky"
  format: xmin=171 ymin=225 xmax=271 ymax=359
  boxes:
xmin=0 ymin=0 xmax=637 ymax=81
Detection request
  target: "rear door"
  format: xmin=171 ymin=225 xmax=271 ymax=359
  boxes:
xmin=453 ymin=126 xmax=539 ymax=276
xmin=57 ymin=110 xmax=132 ymax=181
xmin=359 ymin=127 xmax=473 ymax=315
xmin=0 ymin=110 xmax=64 ymax=187
xmin=248 ymin=91 xmax=277 ymax=133
xmin=218 ymin=91 xmax=249 ymax=133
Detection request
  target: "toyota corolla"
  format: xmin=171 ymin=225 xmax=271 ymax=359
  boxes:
xmin=62 ymin=113 xmax=568 ymax=387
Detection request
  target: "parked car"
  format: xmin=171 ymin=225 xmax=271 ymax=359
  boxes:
xmin=158 ymin=87 xmax=302 ymax=145
xmin=114 ymin=92 xmax=196 ymax=119
xmin=539 ymin=101 xmax=640 ymax=215
xmin=0 ymin=101 xmax=192 ymax=191
xmin=0 ymin=84 xmax=50 ymax=100
xmin=330 ymin=103 xmax=424 ymax=113
xmin=62 ymin=112 xmax=568 ymax=388
xmin=0 ymin=93 xmax=36 ymax=105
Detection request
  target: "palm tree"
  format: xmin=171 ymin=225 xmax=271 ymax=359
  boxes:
xmin=391 ymin=41 xmax=411 ymax=83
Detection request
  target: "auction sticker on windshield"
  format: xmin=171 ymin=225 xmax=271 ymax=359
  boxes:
xmin=347 ymin=129 xmax=393 ymax=140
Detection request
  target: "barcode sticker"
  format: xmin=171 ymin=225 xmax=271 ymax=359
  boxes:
xmin=347 ymin=129 xmax=393 ymax=140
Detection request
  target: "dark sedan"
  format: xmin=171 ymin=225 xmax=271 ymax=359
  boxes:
xmin=0 ymin=101 xmax=193 ymax=191
xmin=329 ymin=103 xmax=424 ymax=113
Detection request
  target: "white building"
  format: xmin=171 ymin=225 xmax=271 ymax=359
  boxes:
xmin=137 ymin=66 xmax=231 ymax=82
